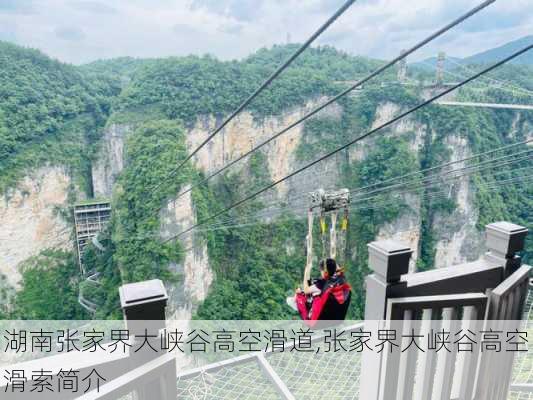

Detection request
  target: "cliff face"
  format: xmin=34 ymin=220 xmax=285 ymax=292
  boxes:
xmin=160 ymin=187 xmax=212 ymax=319
xmin=87 ymin=99 xmax=335 ymax=313
xmin=371 ymin=103 xmax=425 ymax=271
xmin=432 ymin=135 xmax=483 ymax=268
xmin=0 ymin=166 xmax=75 ymax=287
xmin=92 ymin=124 xmax=133 ymax=198
xmin=2 ymin=99 xmax=527 ymax=312
xmin=187 ymin=98 xmax=333 ymax=198
xmin=369 ymin=103 xmax=482 ymax=269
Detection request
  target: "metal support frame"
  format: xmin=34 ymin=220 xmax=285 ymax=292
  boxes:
xmin=256 ymin=354 xmax=296 ymax=400
xmin=73 ymin=201 xmax=111 ymax=273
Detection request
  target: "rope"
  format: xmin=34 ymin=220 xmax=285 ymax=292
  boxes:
xmin=153 ymin=146 xmax=533 ymax=238
xmin=207 ymin=138 xmax=532 ymax=217
xmin=168 ymin=164 xmax=533 ymax=241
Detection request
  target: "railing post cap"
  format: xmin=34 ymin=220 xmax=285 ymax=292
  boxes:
xmin=367 ymin=240 xmax=412 ymax=283
xmin=486 ymin=221 xmax=528 ymax=257
xmin=119 ymin=279 xmax=168 ymax=320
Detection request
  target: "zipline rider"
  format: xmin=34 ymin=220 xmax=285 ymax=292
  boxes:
xmin=287 ymin=189 xmax=352 ymax=325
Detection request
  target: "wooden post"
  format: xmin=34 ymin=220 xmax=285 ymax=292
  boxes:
xmin=360 ymin=240 xmax=412 ymax=400
xmin=485 ymin=222 xmax=528 ymax=277
xmin=364 ymin=240 xmax=412 ymax=320
xmin=119 ymin=279 xmax=168 ymax=357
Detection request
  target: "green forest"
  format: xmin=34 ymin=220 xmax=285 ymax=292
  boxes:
xmin=1 ymin=41 xmax=532 ymax=320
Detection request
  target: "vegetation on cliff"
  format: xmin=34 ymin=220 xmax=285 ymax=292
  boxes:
xmin=1 ymin=41 xmax=531 ymax=320
xmin=10 ymin=250 xmax=88 ymax=319
xmin=0 ymin=41 xmax=119 ymax=193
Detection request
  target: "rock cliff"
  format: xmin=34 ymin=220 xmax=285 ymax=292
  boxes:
xmin=2 ymin=99 xmax=528 ymax=313
xmin=0 ymin=166 xmax=75 ymax=287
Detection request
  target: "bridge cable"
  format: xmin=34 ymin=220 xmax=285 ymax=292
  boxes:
xmin=446 ymin=57 xmax=533 ymax=97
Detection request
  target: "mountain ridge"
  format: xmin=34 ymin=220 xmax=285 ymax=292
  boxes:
xmin=415 ymin=35 xmax=533 ymax=68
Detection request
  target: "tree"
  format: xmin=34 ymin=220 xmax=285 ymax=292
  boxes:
xmin=11 ymin=250 xmax=88 ymax=320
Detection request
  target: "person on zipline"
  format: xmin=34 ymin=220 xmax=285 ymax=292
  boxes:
xmin=286 ymin=188 xmax=351 ymax=323
xmin=287 ymin=258 xmax=350 ymax=322
xmin=304 ymin=258 xmax=339 ymax=295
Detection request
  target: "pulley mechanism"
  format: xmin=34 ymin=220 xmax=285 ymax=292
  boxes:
xmin=306 ymin=188 xmax=350 ymax=270
xmin=309 ymin=188 xmax=350 ymax=213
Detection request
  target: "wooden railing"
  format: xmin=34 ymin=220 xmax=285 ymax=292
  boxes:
xmin=360 ymin=221 xmax=530 ymax=400
xmin=1 ymin=280 xmax=177 ymax=400
xmin=1 ymin=221 xmax=530 ymax=400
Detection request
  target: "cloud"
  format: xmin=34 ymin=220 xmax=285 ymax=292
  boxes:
xmin=190 ymin=0 xmax=265 ymax=22
xmin=70 ymin=1 xmax=118 ymax=15
xmin=0 ymin=20 xmax=17 ymax=42
xmin=0 ymin=0 xmax=531 ymax=64
xmin=173 ymin=23 xmax=204 ymax=37
xmin=54 ymin=26 xmax=85 ymax=41
xmin=459 ymin=9 xmax=530 ymax=33
xmin=217 ymin=22 xmax=243 ymax=35
xmin=0 ymin=0 xmax=35 ymax=15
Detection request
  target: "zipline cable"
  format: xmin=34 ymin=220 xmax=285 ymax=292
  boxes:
xmin=56 ymin=161 xmax=531 ymax=247
xmin=178 ymin=151 xmax=532 ymax=230
xmin=232 ymin=138 xmax=533 ymax=212
xmin=349 ymin=151 xmax=532 ymax=201
xmin=163 ymin=44 xmax=533 ymax=242
xmin=182 ymin=172 xmax=533 ymax=240
xmin=167 ymin=63 xmax=533 ymax=245
xmin=345 ymin=139 xmax=532 ymax=197
xmin=180 ymin=169 xmax=533 ymax=252
xmin=172 ymin=0 xmax=497 ymax=202
xmin=150 ymin=0 xmax=358 ymax=193
xmin=163 ymin=138 xmax=532 ymax=237
xmin=199 ymin=160 xmax=533 ymax=232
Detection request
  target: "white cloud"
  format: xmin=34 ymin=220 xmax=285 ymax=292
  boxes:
xmin=0 ymin=0 xmax=530 ymax=64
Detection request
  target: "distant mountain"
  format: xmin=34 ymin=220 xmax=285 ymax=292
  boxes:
xmin=413 ymin=36 xmax=533 ymax=69
xmin=464 ymin=35 xmax=533 ymax=65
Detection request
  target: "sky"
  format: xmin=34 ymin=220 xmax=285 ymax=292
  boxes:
xmin=0 ymin=0 xmax=531 ymax=65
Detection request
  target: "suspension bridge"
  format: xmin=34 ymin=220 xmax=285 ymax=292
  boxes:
xmin=435 ymin=100 xmax=533 ymax=111
xmin=415 ymin=52 xmax=533 ymax=111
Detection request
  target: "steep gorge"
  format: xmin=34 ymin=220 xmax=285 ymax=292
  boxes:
xmin=1 ymin=42 xmax=531 ymax=319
